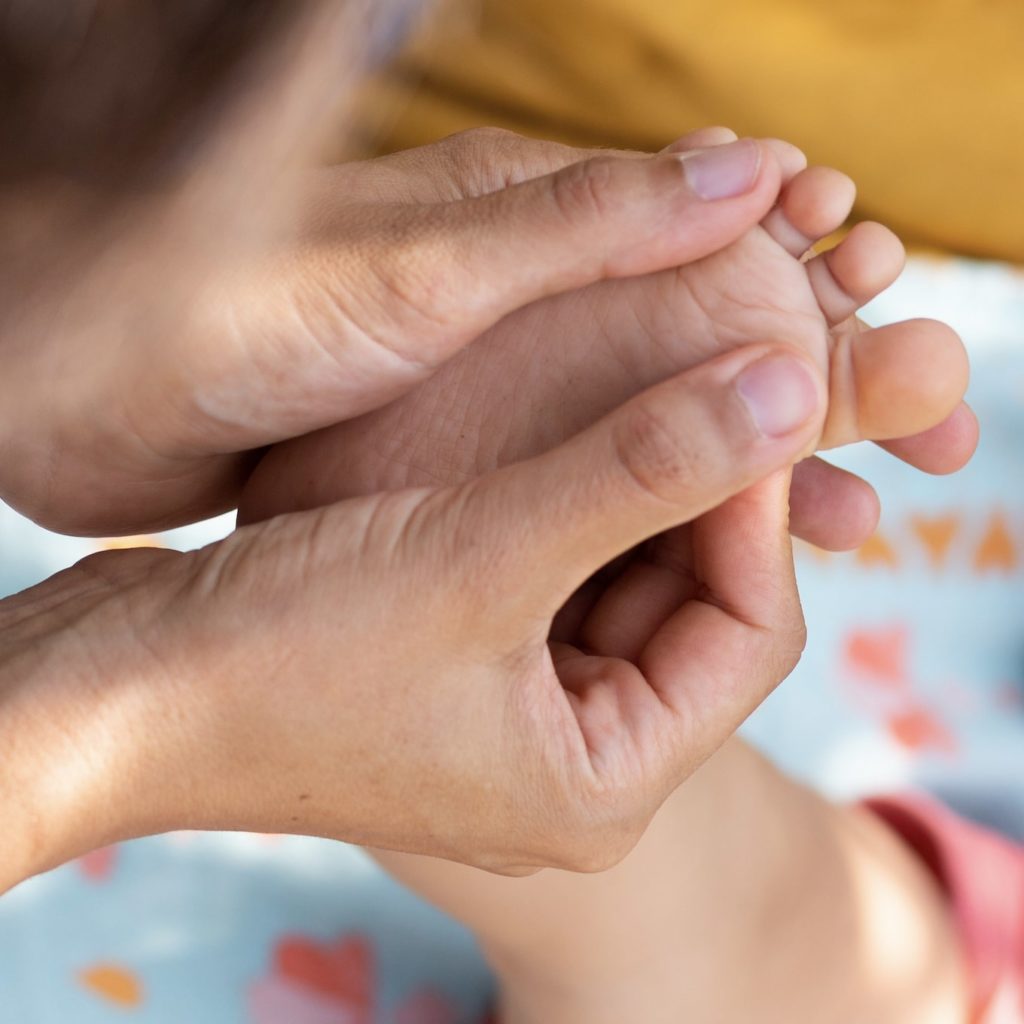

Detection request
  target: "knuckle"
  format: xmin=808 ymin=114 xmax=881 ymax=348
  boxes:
xmin=612 ymin=401 xmax=706 ymax=505
xmin=437 ymin=127 xmax=526 ymax=193
xmin=360 ymin=214 xmax=460 ymax=356
xmin=534 ymin=780 xmax=648 ymax=873
xmin=447 ymin=126 xmax=521 ymax=151
xmin=547 ymin=817 xmax=643 ymax=873
xmin=758 ymin=613 xmax=808 ymax=685
xmin=791 ymin=616 xmax=810 ymax=658
xmin=779 ymin=617 xmax=809 ymax=675
xmin=549 ymin=155 xmax=622 ymax=224
xmin=484 ymin=863 xmax=544 ymax=879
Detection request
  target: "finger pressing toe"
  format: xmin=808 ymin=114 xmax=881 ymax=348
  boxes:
xmin=665 ymin=133 xmax=808 ymax=190
xmin=762 ymin=165 xmax=857 ymax=258
xmin=805 ymin=222 xmax=906 ymax=325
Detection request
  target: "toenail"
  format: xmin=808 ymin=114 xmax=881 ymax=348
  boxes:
xmin=679 ymin=139 xmax=762 ymax=201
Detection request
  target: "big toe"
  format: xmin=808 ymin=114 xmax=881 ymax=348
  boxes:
xmin=825 ymin=318 xmax=969 ymax=449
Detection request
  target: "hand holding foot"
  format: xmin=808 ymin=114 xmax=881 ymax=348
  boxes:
xmin=0 ymin=131 xmax=784 ymax=535
xmin=0 ymin=344 xmax=824 ymax=889
xmin=242 ymin=128 xmax=974 ymax=551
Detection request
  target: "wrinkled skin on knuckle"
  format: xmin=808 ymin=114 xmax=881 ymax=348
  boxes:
xmin=547 ymin=808 xmax=646 ymax=873
xmin=347 ymin=214 xmax=469 ymax=364
xmin=437 ymin=127 xmax=528 ymax=194
xmin=612 ymin=401 xmax=709 ymax=507
xmin=776 ymin=614 xmax=809 ymax=680
xmin=748 ymin=606 xmax=808 ymax=696
xmin=435 ymin=128 xmax=606 ymax=199
xmin=389 ymin=485 xmax=499 ymax=607
xmin=519 ymin=766 xmax=651 ymax=873
xmin=548 ymin=155 xmax=624 ymax=227
xmin=444 ymin=128 xmax=520 ymax=169
xmin=444 ymin=126 xmax=522 ymax=156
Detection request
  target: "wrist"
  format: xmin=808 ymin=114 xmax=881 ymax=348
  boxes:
xmin=0 ymin=550 xmax=190 ymax=892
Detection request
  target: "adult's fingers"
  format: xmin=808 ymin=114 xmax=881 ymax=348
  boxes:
xmin=547 ymin=474 xmax=805 ymax=817
xmin=635 ymin=473 xmax=806 ymax=765
xmin=448 ymin=344 xmax=825 ymax=616
xmin=330 ymin=140 xmax=784 ymax=375
xmin=223 ymin=139 xmax=788 ymax=450
xmin=343 ymin=127 xmax=632 ymax=203
xmin=572 ymin=457 xmax=878 ymax=669
xmin=356 ymin=124 xmax=752 ymax=205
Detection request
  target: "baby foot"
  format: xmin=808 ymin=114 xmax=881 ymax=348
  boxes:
xmin=240 ymin=133 xmax=966 ymax=527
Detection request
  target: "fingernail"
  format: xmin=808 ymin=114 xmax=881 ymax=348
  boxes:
xmin=680 ymin=139 xmax=761 ymax=200
xmin=737 ymin=355 xmax=821 ymax=438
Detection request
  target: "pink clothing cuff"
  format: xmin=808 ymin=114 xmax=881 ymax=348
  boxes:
xmin=864 ymin=794 xmax=1024 ymax=1023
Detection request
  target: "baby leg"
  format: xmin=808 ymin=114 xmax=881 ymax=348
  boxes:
xmin=372 ymin=741 xmax=965 ymax=1024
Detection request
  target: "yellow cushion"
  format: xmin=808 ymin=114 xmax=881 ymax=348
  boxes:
xmin=352 ymin=0 xmax=1024 ymax=262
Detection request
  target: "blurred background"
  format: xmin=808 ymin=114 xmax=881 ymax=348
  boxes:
xmin=4 ymin=1 xmax=1024 ymax=1021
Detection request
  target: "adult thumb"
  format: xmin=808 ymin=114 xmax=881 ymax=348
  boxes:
xmin=447 ymin=344 xmax=826 ymax=615
xmin=341 ymin=140 xmax=782 ymax=369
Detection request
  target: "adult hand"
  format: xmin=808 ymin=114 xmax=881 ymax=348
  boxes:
xmin=0 ymin=130 xmax=786 ymax=536
xmin=1 ymin=344 xmax=822 ymax=890
xmin=242 ymin=127 xmax=975 ymax=551
xmin=369 ymin=127 xmax=978 ymax=543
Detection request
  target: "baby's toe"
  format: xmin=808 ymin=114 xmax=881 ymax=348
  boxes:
xmin=762 ymin=165 xmax=856 ymax=257
xmin=806 ymin=221 xmax=906 ymax=325
xmin=878 ymin=403 xmax=980 ymax=476
xmin=825 ymin=319 xmax=968 ymax=450
xmin=761 ymin=138 xmax=808 ymax=184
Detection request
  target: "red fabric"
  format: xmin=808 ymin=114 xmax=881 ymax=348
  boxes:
xmin=865 ymin=795 xmax=1024 ymax=1023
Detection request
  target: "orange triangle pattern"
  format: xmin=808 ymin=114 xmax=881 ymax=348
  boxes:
xmin=974 ymin=512 xmax=1018 ymax=572
xmin=803 ymin=511 xmax=1022 ymax=575
xmin=856 ymin=532 xmax=899 ymax=569
xmin=911 ymin=515 xmax=961 ymax=569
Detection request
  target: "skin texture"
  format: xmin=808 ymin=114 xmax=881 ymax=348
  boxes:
xmin=0 ymin=132 xmax=792 ymax=535
xmin=234 ymin=133 xmax=974 ymax=1021
xmin=373 ymin=740 xmax=968 ymax=1024
xmin=0 ymin=8 xmax=977 ymax=1010
xmin=0 ymin=78 xmax=968 ymax=895
xmin=0 ymin=342 xmax=828 ymax=893
xmin=1 ymin=129 xmax=974 ymax=540
xmin=235 ymin=131 xmax=973 ymax=1024
xmin=240 ymin=128 xmax=974 ymax=550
